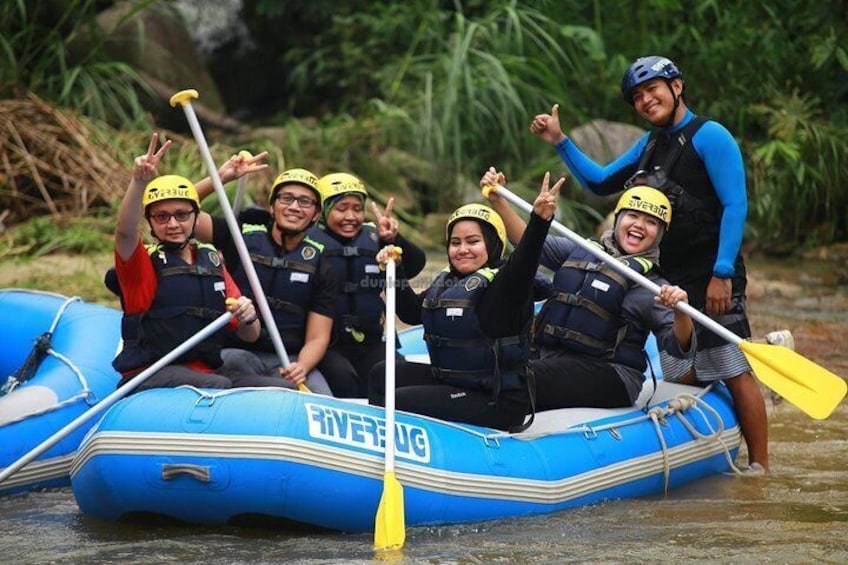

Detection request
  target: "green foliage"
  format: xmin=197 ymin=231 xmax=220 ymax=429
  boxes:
xmin=0 ymin=214 xmax=114 ymax=259
xmin=5 ymin=0 xmax=848 ymax=254
xmin=747 ymin=87 xmax=848 ymax=248
xmin=0 ymin=0 xmax=154 ymax=127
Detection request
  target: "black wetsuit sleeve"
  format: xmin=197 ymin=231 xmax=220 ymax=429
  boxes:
xmin=211 ymin=215 xmax=240 ymax=273
xmin=477 ymin=212 xmax=551 ymax=337
xmin=391 ymin=232 xmax=427 ymax=279
xmin=394 ymin=263 xmax=425 ymax=326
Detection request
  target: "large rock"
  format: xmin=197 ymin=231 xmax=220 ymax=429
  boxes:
xmin=567 ymin=120 xmax=644 ymax=236
xmin=568 ymin=119 xmax=644 ymax=163
xmin=97 ymin=1 xmax=225 ymax=115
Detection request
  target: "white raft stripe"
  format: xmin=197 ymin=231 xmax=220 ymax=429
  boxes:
xmin=0 ymin=453 xmax=75 ymax=490
xmin=72 ymin=427 xmax=741 ymax=505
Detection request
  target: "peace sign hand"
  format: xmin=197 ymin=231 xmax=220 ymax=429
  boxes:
xmin=371 ymin=197 xmax=399 ymax=242
xmin=533 ymin=172 xmax=564 ymax=221
xmin=132 ymin=132 xmax=172 ymax=184
xmin=218 ymin=150 xmax=269 ymax=184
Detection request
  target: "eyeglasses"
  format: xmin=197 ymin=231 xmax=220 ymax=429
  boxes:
xmin=150 ymin=210 xmax=195 ymax=224
xmin=276 ymin=193 xmax=317 ymax=208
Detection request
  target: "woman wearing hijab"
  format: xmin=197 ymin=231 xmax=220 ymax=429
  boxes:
xmin=367 ymin=172 xmax=564 ymax=431
xmin=484 ymin=168 xmax=695 ymax=411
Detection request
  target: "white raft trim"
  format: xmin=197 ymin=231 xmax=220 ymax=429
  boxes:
xmin=72 ymin=422 xmax=740 ymax=506
xmin=0 ymin=453 xmax=75 ymax=490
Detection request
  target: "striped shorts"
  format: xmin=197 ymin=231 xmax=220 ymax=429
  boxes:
xmin=660 ymin=303 xmax=753 ymax=383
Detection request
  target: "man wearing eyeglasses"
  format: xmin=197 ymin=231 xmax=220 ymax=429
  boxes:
xmin=111 ymin=134 xmax=261 ymax=393
xmin=193 ymin=164 xmax=338 ymax=395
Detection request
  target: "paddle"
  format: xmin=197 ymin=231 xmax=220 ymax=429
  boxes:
xmin=486 ymin=184 xmax=847 ymax=420
xmin=232 ymin=150 xmax=252 ymax=216
xmin=170 ymin=90 xmax=309 ymax=393
xmin=0 ymin=311 xmax=233 ymax=486
xmin=374 ymin=252 xmax=405 ymax=550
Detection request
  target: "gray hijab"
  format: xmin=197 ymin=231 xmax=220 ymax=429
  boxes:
xmin=598 ymin=213 xmax=664 ymax=265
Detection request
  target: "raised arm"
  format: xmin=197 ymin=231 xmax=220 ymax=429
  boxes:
xmin=194 ymin=150 xmax=269 ymax=200
xmin=115 ymin=133 xmax=172 ymax=260
xmin=193 ymin=151 xmax=269 ymax=243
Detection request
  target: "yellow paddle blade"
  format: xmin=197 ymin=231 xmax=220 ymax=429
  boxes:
xmin=374 ymin=470 xmax=405 ymax=551
xmin=740 ymin=341 xmax=848 ymax=420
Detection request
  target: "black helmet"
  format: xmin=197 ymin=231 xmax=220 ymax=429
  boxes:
xmin=621 ymin=56 xmax=683 ymax=105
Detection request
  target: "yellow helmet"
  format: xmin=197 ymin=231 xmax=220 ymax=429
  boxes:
xmin=142 ymin=175 xmax=200 ymax=211
xmin=613 ymin=186 xmax=672 ymax=228
xmin=446 ymin=203 xmax=507 ymax=257
xmin=270 ymin=168 xmax=320 ymax=204
xmin=317 ymin=172 xmax=369 ymax=205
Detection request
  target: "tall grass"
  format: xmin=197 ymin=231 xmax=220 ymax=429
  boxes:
xmin=0 ymin=0 xmax=154 ymax=128
xmin=365 ymin=1 xmax=608 ymax=234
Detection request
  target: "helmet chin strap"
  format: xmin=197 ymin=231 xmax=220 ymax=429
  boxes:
xmin=664 ymin=79 xmax=682 ymax=128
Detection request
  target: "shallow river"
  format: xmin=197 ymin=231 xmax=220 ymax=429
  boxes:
xmin=1 ymin=258 xmax=847 ymax=564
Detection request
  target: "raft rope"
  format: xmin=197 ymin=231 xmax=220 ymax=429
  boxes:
xmin=487 ymin=383 xmax=744 ymax=490
xmin=1 ymin=294 xmax=97 ymax=424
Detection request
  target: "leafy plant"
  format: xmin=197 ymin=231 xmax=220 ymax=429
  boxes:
xmin=747 ymin=87 xmax=848 ymax=249
xmin=0 ymin=0 xmax=155 ymax=128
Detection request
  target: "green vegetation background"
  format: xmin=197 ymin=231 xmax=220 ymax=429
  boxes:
xmin=1 ymin=0 xmax=846 ymax=304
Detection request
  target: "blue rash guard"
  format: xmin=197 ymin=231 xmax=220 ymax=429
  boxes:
xmin=554 ymin=109 xmax=747 ymax=279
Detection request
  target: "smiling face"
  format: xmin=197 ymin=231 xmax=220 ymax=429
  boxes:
xmin=147 ymin=199 xmax=197 ymax=245
xmin=615 ymin=210 xmax=662 ymax=255
xmin=270 ymin=183 xmax=321 ymax=238
xmin=631 ymin=77 xmax=685 ymax=126
xmin=325 ymin=194 xmax=365 ymax=239
xmin=447 ymin=220 xmax=488 ymax=275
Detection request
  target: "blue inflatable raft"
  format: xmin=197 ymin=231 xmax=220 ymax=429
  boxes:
xmin=70 ymin=327 xmax=741 ymax=531
xmin=0 ymin=289 xmax=122 ymax=495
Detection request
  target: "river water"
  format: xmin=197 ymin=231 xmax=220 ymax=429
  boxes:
xmin=1 ymin=258 xmax=847 ymax=564
xmin=1 ymin=397 xmax=846 ymax=564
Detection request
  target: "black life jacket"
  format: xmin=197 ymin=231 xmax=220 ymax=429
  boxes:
xmin=421 ymin=269 xmax=530 ymax=395
xmin=234 ymin=224 xmax=324 ymax=352
xmin=625 ymin=116 xmax=720 ymax=278
xmin=112 ymin=242 xmax=228 ymax=374
xmin=535 ymin=242 xmax=652 ymax=372
xmin=307 ymin=224 xmax=384 ymax=344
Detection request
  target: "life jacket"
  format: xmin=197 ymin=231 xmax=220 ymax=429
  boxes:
xmin=625 ymin=116 xmax=720 ymax=278
xmin=307 ymin=224 xmax=383 ymax=344
xmin=421 ymin=269 xmax=530 ymax=395
xmin=112 ymin=242 xmax=228 ymax=374
xmin=233 ymin=224 xmax=324 ymax=352
xmin=535 ymin=242 xmax=652 ymax=372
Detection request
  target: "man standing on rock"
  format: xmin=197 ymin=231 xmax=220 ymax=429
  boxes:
xmin=530 ymin=55 xmax=769 ymax=475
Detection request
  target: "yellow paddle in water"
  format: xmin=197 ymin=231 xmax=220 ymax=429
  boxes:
xmin=374 ymin=249 xmax=405 ymax=551
xmin=486 ymin=184 xmax=847 ymax=420
xmin=170 ymin=89 xmax=309 ymax=393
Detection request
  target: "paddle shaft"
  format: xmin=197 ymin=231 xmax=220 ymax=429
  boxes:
xmin=494 ymin=185 xmax=742 ymax=346
xmin=0 ymin=311 xmax=233 ymax=486
xmin=174 ymin=96 xmax=294 ymax=370
xmin=383 ymin=259 xmax=397 ymax=473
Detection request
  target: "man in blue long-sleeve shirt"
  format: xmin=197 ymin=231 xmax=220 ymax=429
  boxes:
xmin=530 ymin=55 xmax=768 ymax=474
